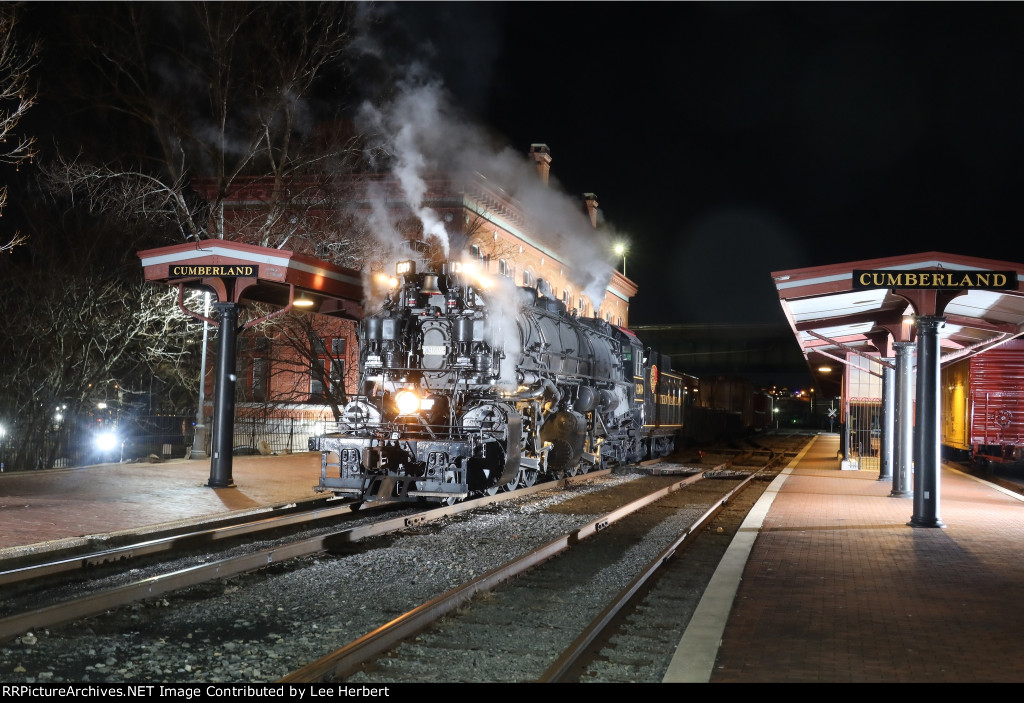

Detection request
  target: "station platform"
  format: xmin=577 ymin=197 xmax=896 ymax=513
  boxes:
xmin=3 ymin=435 xmax=1024 ymax=682
xmin=666 ymin=432 xmax=1024 ymax=683
xmin=0 ymin=452 xmax=324 ymax=559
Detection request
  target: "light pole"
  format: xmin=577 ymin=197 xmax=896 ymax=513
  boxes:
xmin=614 ymin=243 xmax=628 ymax=277
xmin=191 ymin=292 xmax=212 ymax=459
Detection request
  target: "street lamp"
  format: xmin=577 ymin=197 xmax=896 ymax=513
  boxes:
xmin=614 ymin=243 xmax=628 ymax=277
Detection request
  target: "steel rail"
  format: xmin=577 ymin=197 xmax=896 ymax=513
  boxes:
xmin=0 ymin=469 xmax=609 ymax=645
xmin=537 ymin=464 xmax=769 ymax=682
xmin=0 ymin=498 xmax=361 ymax=587
xmin=278 ymin=469 xmax=701 ymax=683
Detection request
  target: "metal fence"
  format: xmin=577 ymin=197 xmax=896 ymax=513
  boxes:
xmin=227 ymin=414 xmax=331 ymax=456
xmin=847 ymin=399 xmax=882 ymax=470
xmin=0 ymin=411 xmax=331 ymax=472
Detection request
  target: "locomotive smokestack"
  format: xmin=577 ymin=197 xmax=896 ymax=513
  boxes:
xmin=583 ymin=193 xmax=599 ymax=228
xmin=530 ymin=143 xmax=552 ymax=186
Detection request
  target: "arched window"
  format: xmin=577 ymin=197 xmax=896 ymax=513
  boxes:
xmin=499 ymin=259 xmax=510 ymax=277
xmin=523 ymin=270 xmax=533 ymax=287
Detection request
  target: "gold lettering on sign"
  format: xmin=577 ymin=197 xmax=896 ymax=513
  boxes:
xmin=853 ymin=269 xmax=1016 ymax=290
xmin=169 ymin=265 xmax=259 ymax=278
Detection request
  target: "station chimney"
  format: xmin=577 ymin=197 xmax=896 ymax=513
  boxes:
xmin=583 ymin=193 xmax=599 ymax=228
xmin=530 ymin=144 xmax=552 ymax=186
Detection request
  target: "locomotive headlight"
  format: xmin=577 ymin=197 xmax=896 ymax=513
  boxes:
xmin=395 ymin=389 xmax=421 ymax=415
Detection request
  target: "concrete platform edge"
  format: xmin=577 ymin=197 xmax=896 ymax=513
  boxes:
xmin=661 ymin=434 xmax=819 ymax=683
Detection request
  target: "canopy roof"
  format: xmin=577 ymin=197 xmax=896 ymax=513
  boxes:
xmin=138 ymin=240 xmax=363 ymax=319
xmin=772 ymin=252 xmax=1024 ymax=395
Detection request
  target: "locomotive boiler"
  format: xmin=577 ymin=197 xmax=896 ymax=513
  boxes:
xmin=316 ymin=259 xmax=684 ymax=503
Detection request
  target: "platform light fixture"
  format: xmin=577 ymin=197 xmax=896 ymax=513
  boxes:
xmin=294 ymin=293 xmax=315 ymax=308
xmin=614 ymin=242 xmax=628 ymax=277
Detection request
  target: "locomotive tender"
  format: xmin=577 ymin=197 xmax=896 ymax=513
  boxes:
xmin=316 ymin=259 xmax=690 ymax=503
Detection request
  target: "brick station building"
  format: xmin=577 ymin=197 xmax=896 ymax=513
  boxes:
xmin=194 ymin=144 xmax=636 ymax=440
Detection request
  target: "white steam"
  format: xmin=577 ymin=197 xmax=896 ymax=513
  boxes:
xmin=352 ymin=14 xmax=629 ymax=320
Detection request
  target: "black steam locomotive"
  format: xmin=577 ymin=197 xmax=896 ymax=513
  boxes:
xmin=316 ymin=259 xmax=690 ymax=503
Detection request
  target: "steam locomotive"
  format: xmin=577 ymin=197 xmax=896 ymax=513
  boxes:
xmin=315 ymin=259 xmax=690 ymax=503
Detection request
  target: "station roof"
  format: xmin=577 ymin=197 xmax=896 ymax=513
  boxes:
xmin=138 ymin=240 xmax=363 ymax=319
xmin=771 ymin=252 xmax=1024 ymax=396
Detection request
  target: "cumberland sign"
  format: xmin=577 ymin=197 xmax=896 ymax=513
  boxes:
xmin=853 ymin=269 xmax=1017 ymax=291
xmin=168 ymin=264 xmax=258 ymax=278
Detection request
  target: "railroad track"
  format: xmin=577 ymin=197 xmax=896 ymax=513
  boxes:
xmin=281 ymin=453 xmax=790 ymax=683
xmin=0 ymin=433 xmax=809 ymax=683
xmin=0 ymin=468 xmax=616 ymax=647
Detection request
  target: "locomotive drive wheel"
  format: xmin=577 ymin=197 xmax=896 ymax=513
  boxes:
xmin=519 ymin=467 xmax=538 ymax=487
xmin=442 ymin=472 xmax=462 ymax=506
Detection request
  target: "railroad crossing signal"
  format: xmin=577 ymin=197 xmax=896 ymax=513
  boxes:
xmin=828 ymin=408 xmax=838 ymax=418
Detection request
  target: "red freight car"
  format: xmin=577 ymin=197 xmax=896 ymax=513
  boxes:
xmin=942 ymin=338 xmax=1024 ymax=470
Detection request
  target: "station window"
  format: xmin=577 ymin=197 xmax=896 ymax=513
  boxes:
xmin=252 ymin=358 xmax=268 ymax=402
xmin=330 ymin=359 xmax=346 ymax=391
xmin=499 ymin=259 xmax=510 ymax=277
xmin=310 ymin=358 xmax=326 ymax=399
xmin=523 ymin=270 xmax=533 ymax=287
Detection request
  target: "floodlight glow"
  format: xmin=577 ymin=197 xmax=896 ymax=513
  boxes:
xmin=95 ymin=432 xmax=118 ymax=452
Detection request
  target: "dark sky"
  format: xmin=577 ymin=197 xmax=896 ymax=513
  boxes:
xmin=11 ymin=2 xmax=1024 ymax=330
xmin=396 ymin=2 xmax=1024 ymax=326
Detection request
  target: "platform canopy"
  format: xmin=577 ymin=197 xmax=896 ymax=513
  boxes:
xmin=138 ymin=240 xmax=363 ymax=319
xmin=772 ymin=252 xmax=1024 ymax=395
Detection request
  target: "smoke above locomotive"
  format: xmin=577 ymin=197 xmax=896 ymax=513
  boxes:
xmin=355 ymin=73 xmax=624 ymax=318
xmin=314 ymin=22 xmax=672 ymax=503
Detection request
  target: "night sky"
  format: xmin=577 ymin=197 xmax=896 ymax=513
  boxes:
xmin=11 ymin=2 xmax=1024 ymax=329
xmin=395 ymin=2 xmax=1024 ymax=326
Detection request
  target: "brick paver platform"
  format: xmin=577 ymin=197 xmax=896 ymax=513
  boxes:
xmin=706 ymin=433 xmax=1024 ymax=683
xmin=0 ymin=453 xmax=323 ymax=557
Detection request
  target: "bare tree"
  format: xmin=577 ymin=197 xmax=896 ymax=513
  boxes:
xmin=39 ymin=2 xmax=364 ymax=255
xmin=0 ymin=259 xmax=203 ymax=469
xmin=241 ymin=310 xmax=357 ymax=422
xmin=0 ymin=5 xmax=37 ymax=251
